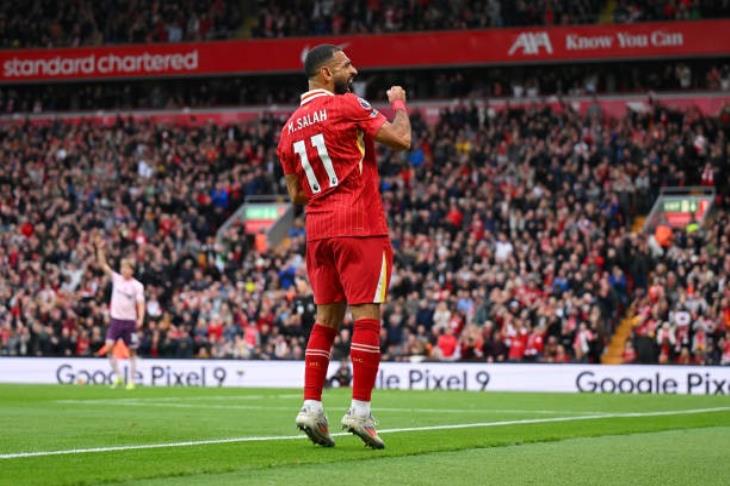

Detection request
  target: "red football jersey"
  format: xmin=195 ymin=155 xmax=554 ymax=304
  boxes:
xmin=277 ymin=89 xmax=389 ymax=241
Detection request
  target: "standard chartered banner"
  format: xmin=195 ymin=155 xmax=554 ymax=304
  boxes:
xmin=0 ymin=358 xmax=729 ymax=395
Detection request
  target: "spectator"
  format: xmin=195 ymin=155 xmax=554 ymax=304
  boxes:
xmin=627 ymin=211 xmax=730 ymax=365
xmin=435 ymin=328 xmax=459 ymax=361
xmin=0 ymin=100 xmax=728 ymax=366
xmin=0 ymin=0 xmax=242 ymax=48
xmin=2 ymin=60 xmax=728 ymax=115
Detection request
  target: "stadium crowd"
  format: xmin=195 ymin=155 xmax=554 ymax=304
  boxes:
xmin=253 ymin=0 xmax=727 ymax=37
xmin=2 ymin=60 xmax=729 ymax=115
xmin=612 ymin=0 xmax=730 ymax=24
xmin=625 ymin=211 xmax=730 ymax=365
xmin=0 ymin=0 xmax=242 ymax=48
xmin=0 ymin=116 xmax=281 ymax=358
xmin=251 ymin=0 xmax=602 ymax=38
xmin=1 ymin=100 xmax=728 ymax=365
xmin=1 ymin=1 xmax=726 ymax=48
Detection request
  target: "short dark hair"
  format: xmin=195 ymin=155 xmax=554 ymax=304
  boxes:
xmin=304 ymin=44 xmax=341 ymax=79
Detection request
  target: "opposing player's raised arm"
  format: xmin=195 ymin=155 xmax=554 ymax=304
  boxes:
xmin=94 ymin=236 xmax=113 ymax=276
xmin=374 ymin=86 xmax=411 ymax=151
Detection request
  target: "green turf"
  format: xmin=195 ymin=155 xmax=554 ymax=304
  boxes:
xmin=1 ymin=384 xmax=729 ymax=485
xmin=130 ymin=427 xmax=730 ymax=486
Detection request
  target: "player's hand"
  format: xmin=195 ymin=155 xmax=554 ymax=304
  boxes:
xmin=387 ymin=86 xmax=406 ymax=104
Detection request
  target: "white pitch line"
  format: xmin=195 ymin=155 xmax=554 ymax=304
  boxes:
xmin=2 ymin=406 xmax=728 ymax=460
xmin=123 ymin=394 xmax=303 ymax=402
xmin=55 ymin=399 xmax=601 ymax=415
xmin=365 ymin=407 xmax=593 ymax=415
xmin=56 ymin=394 xmax=300 ymax=404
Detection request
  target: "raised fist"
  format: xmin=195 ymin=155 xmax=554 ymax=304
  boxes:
xmin=386 ymin=86 xmax=406 ymax=104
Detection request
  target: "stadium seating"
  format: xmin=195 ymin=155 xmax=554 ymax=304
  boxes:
xmin=0 ymin=0 xmax=242 ymax=48
xmin=2 ymin=61 xmax=728 ymax=115
xmin=1 ymin=0 xmax=726 ymax=49
xmin=612 ymin=0 xmax=730 ymax=24
xmin=250 ymin=0 xmax=603 ymax=38
xmin=626 ymin=211 xmax=730 ymax=365
xmin=1 ymin=102 xmax=727 ymax=364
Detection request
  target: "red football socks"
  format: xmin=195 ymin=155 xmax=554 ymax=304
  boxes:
xmin=350 ymin=318 xmax=382 ymax=402
xmin=303 ymin=323 xmax=337 ymax=401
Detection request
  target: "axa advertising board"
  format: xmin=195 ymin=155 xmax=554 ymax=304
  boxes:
xmin=1 ymin=358 xmax=729 ymax=395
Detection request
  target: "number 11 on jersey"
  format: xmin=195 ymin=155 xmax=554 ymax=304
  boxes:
xmin=293 ymin=133 xmax=338 ymax=194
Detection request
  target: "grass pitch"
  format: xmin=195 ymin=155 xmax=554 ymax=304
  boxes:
xmin=1 ymin=384 xmax=729 ymax=485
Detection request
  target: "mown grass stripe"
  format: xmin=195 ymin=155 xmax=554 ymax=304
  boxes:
xmin=2 ymin=406 xmax=728 ymax=460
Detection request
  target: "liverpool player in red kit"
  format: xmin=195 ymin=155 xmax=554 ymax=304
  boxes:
xmin=277 ymin=44 xmax=411 ymax=449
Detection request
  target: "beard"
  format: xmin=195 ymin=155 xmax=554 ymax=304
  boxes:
xmin=333 ymin=76 xmax=353 ymax=95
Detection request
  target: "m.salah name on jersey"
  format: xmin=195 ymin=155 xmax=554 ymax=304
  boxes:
xmin=288 ymin=109 xmax=328 ymax=134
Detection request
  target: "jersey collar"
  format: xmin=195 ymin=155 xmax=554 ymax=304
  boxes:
xmin=300 ymin=89 xmax=334 ymax=106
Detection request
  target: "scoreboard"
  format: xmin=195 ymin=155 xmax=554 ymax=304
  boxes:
xmin=644 ymin=187 xmax=715 ymax=232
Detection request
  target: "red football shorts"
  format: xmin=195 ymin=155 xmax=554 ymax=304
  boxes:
xmin=306 ymin=236 xmax=393 ymax=305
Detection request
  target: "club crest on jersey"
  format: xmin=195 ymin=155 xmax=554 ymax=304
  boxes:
xmin=358 ymin=97 xmax=379 ymax=118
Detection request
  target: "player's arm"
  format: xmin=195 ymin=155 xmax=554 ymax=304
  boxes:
xmin=136 ymin=292 xmax=145 ymax=330
xmin=278 ymin=141 xmax=309 ymax=205
xmin=285 ymin=174 xmax=309 ymax=205
xmin=374 ymin=86 xmax=411 ymax=151
xmin=94 ymin=236 xmax=113 ymax=276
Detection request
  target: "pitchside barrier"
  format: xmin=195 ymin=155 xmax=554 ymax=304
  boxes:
xmin=1 ymin=358 xmax=729 ymax=395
